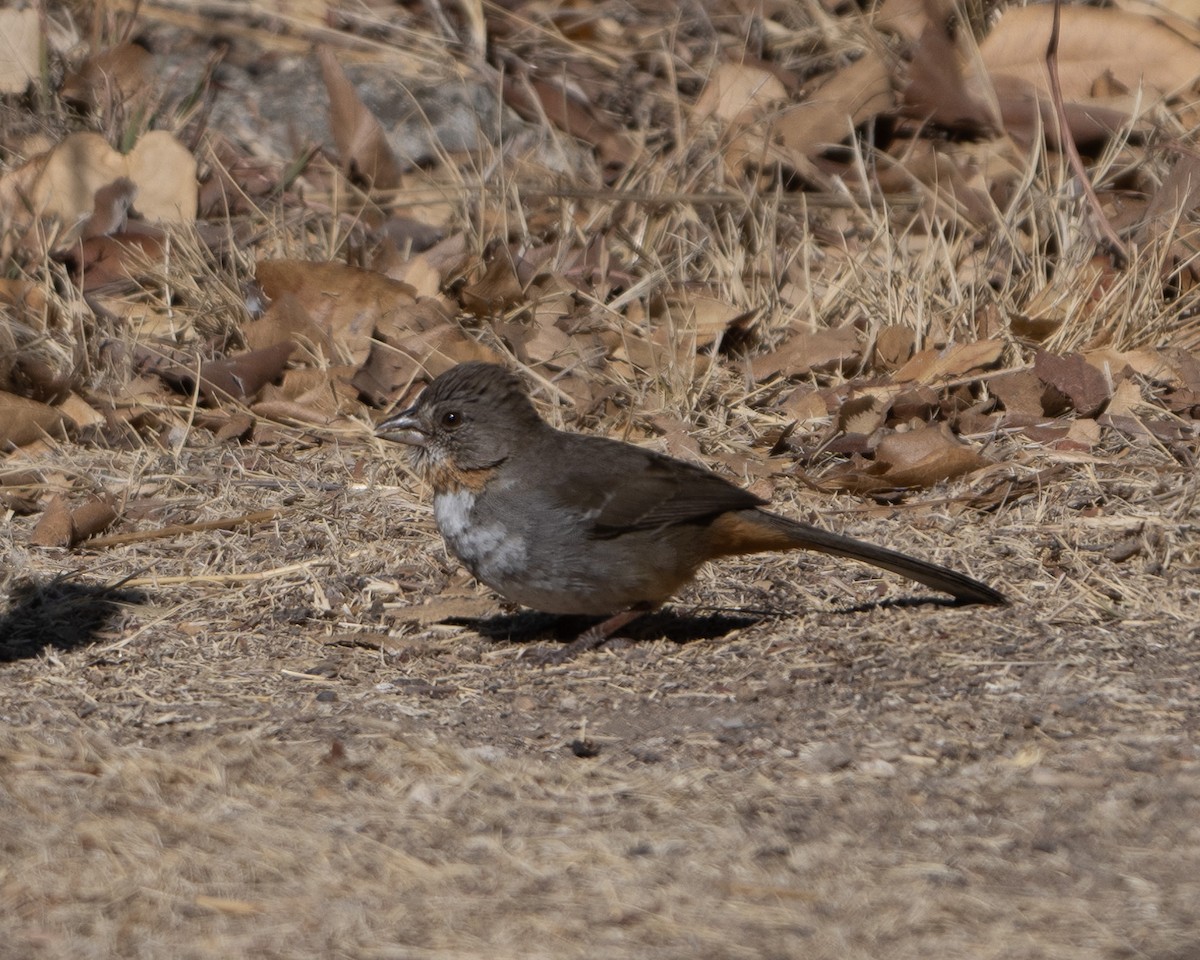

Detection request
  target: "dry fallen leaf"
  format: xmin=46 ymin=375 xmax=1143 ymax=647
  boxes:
xmin=694 ymin=62 xmax=788 ymax=125
xmin=775 ymin=52 xmax=894 ymax=164
xmin=874 ymin=325 xmax=916 ymax=371
xmin=65 ymin=230 xmax=167 ymax=291
xmin=460 ymin=246 xmax=525 ymax=318
xmin=892 ymin=340 xmax=1005 ymax=384
xmin=869 ymin=423 xmax=986 ymax=489
xmin=318 ymin=46 xmax=402 ymax=190
xmin=29 ymin=495 xmax=75 ymax=548
xmin=903 ymin=14 xmax=998 ymax=135
xmin=1034 ymin=350 xmax=1111 ymax=418
xmin=29 ymin=493 xmax=118 ymax=548
xmin=385 ymin=594 xmax=499 ymax=624
xmin=502 ymin=75 xmax=637 ymax=171
xmin=24 ymin=131 xmax=198 ymax=237
xmin=814 ymin=422 xmax=987 ymax=495
xmin=873 ymin=0 xmax=955 ymax=44
xmin=0 ymin=8 xmax=40 ymax=94
xmin=989 ymin=370 xmax=1047 ymax=418
xmin=979 ymin=6 xmax=1200 ymax=104
xmin=71 ymin=495 xmax=120 ymax=542
xmin=242 ymin=292 xmax=336 ymax=362
xmin=199 ymin=343 xmax=296 ymax=403
xmin=60 ymin=42 xmax=155 ymax=112
xmin=254 ymin=260 xmax=418 ymax=366
xmin=652 ymin=292 xmax=745 ymax=351
xmin=751 ymin=326 xmax=862 ymax=379
xmin=0 ymin=392 xmax=70 ymax=449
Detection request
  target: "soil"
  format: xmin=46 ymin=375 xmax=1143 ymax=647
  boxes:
xmin=2 ymin=438 xmax=1197 ymax=960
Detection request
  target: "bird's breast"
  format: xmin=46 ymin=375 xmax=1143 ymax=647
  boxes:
xmin=433 ymin=489 xmax=528 ymax=583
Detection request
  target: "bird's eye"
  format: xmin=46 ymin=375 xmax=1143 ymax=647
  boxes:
xmin=441 ymin=410 xmax=463 ymax=429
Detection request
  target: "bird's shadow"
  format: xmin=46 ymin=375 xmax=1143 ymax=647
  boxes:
xmin=445 ymin=608 xmax=763 ymax=647
xmin=0 ymin=576 xmax=147 ymax=663
xmin=445 ymin=593 xmax=966 ymax=650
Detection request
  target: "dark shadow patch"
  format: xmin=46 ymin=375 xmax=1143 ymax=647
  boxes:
xmin=0 ymin=576 xmax=148 ymax=662
xmin=444 ymin=592 xmax=975 ymax=652
xmin=445 ymin=607 xmax=764 ymax=647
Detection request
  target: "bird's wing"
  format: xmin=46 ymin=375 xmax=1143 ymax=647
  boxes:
xmin=544 ymin=433 xmax=765 ymax=537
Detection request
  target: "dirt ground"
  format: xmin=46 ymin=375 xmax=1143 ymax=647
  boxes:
xmin=2 ymin=434 xmax=1197 ymax=960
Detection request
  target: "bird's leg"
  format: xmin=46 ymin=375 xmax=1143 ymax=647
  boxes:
xmin=536 ymin=604 xmax=656 ymax=665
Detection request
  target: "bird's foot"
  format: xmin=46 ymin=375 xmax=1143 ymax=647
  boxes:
xmin=532 ymin=606 xmax=651 ymax=665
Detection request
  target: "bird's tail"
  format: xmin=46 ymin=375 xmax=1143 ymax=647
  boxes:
xmin=710 ymin=509 xmax=1006 ymax=606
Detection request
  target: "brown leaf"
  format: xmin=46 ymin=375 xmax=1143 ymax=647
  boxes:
xmin=65 ymin=230 xmax=166 ymax=291
xmin=836 ymin=394 xmax=888 ymax=436
xmin=0 ymin=392 xmax=69 ymax=449
xmin=1105 ymin=379 xmax=1144 ymax=418
xmin=872 ymin=143 xmax=997 ymax=225
xmin=214 ymin=413 xmax=255 ymax=442
xmin=317 ymin=46 xmax=402 ymax=190
xmin=242 ymin=292 xmax=336 ymax=361
xmin=460 ymin=246 xmax=525 ymax=318
xmin=199 ymin=343 xmax=296 ymax=403
xmin=502 ymin=76 xmax=637 ymax=170
xmin=31 ymin=493 xmax=119 ymax=547
xmin=892 ymin=340 xmax=1004 ymax=384
xmin=515 ymin=320 xmax=574 ymax=368
xmin=386 ymin=593 xmax=499 ymax=624
xmin=1137 ymin=154 xmax=1200 ymax=245
xmin=695 ymin=63 xmax=788 ymax=125
xmin=870 ymin=423 xmax=985 ymax=488
xmin=976 ymin=6 xmax=1200 ymax=148
xmin=989 ymin=370 xmax=1047 ymax=418
xmin=774 ymin=53 xmax=893 ymax=163
xmin=1063 ymin=418 xmax=1101 ymax=451
xmin=254 ymin=260 xmax=418 ymax=366
xmin=58 ymin=393 xmax=105 ymax=429
xmin=30 ymin=495 xmax=74 ymax=547
xmin=11 ymin=355 xmax=76 ymax=404
xmin=903 ymin=17 xmax=997 ymax=134
xmin=60 ymin=42 xmax=154 ymax=111
xmin=79 ymin=176 xmax=137 ymax=239
xmin=380 ymin=252 xmax=442 ymax=299
xmin=0 ymin=8 xmax=39 ymax=94
xmin=352 ymin=321 xmax=503 ymax=407
xmin=29 ymin=131 xmax=197 ymax=236
xmin=779 ymin=386 xmax=832 ymax=421
xmin=874 ymin=0 xmax=954 ymax=45
xmin=874 ymin=325 xmax=915 ymax=371
xmin=979 ymin=6 xmax=1200 ymax=104
xmin=751 ymin=326 xmax=861 ymax=379
xmin=259 ymin=365 xmax=359 ymax=419
xmin=250 ymin=399 xmax=336 ymax=426
xmin=1034 ymin=350 xmax=1111 ymax=417
xmin=71 ymin=495 xmax=119 ymax=542
xmin=889 ymin=384 xmax=941 ymax=423
xmin=653 ymin=292 xmax=746 ymax=350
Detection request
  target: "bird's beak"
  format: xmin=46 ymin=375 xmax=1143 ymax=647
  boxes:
xmin=375 ymin=406 xmax=427 ymax=447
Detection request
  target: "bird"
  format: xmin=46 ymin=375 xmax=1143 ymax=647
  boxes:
xmin=376 ymin=361 xmax=1005 ymax=661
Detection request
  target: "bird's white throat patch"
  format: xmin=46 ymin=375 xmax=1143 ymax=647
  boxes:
xmin=433 ymin=489 xmax=476 ymax=542
xmin=433 ymin=489 xmax=526 ymax=580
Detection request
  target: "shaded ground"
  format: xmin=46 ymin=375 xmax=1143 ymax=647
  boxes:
xmin=2 ymin=437 xmax=1197 ymax=960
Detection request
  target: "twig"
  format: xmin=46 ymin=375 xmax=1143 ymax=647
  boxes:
xmin=119 ymin=559 xmax=323 ymax=588
xmin=1044 ymin=0 xmax=1129 ymax=265
xmin=85 ymin=509 xmax=286 ymax=549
